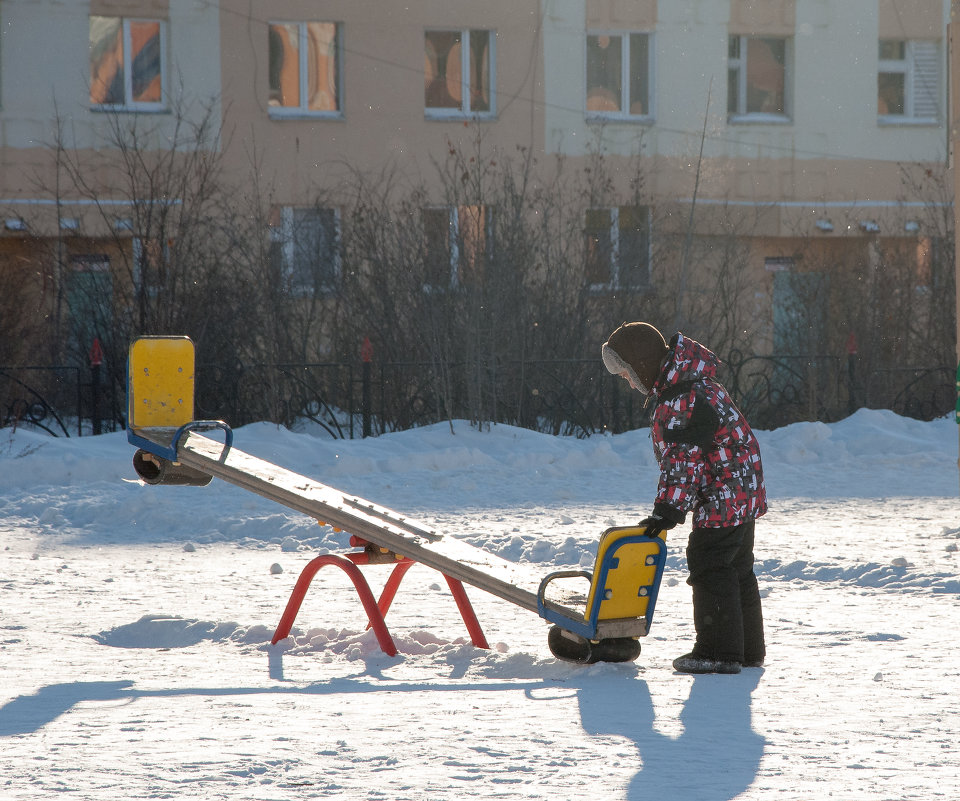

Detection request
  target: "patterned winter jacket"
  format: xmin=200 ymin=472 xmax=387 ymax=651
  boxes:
xmin=649 ymin=333 xmax=767 ymax=529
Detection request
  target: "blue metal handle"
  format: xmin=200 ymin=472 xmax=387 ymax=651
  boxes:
xmin=173 ymin=420 xmax=233 ymax=461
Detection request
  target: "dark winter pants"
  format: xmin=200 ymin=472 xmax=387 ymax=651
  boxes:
xmin=685 ymin=521 xmax=765 ymax=664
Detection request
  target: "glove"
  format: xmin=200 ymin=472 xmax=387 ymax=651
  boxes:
xmin=639 ymin=514 xmax=676 ymax=538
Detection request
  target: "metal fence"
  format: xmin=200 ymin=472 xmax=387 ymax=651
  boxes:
xmin=1 ymin=355 xmax=956 ymax=439
xmin=0 ymin=366 xmax=84 ymax=437
xmin=195 ymin=362 xmax=356 ymax=438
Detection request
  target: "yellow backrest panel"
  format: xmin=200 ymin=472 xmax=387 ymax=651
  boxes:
xmin=128 ymin=337 xmax=195 ymax=428
xmin=585 ymin=526 xmax=664 ymax=620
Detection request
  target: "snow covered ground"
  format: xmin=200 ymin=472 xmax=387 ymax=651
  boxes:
xmin=1 ymin=408 xmax=958 ymax=800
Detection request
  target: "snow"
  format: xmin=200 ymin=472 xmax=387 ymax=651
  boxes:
xmin=1 ymin=407 xmax=958 ymax=800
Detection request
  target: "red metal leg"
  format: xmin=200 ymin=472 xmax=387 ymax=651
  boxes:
xmin=368 ymin=557 xmax=490 ymax=649
xmin=443 ymin=575 xmax=490 ymax=650
xmin=368 ymin=561 xmax=489 ymax=649
xmin=375 ymin=559 xmax=416 ymax=619
xmin=271 ymin=554 xmax=398 ymax=657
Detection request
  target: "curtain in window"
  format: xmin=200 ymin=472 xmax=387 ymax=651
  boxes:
xmin=269 ymin=24 xmax=300 ymax=107
xmin=130 ymin=21 xmax=162 ymax=103
xmin=586 ymin=35 xmax=622 ymax=112
xmin=745 ymin=38 xmax=784 ymax=114
xmin=305 ymin=23 xmax=338 ymax=112
xmin=468 ymin=31 xmax=490 ymax=112
xmin=425 ymin=32 xmax=463 ymax=109
xmin=90 ymin=17 xmax=124 ymax=104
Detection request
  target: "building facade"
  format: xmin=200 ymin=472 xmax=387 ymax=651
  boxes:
xmin=0 ymin=1 xmax=953 ymax=416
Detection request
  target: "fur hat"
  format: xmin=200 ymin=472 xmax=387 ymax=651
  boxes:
xmin=601 ymin=322 xmax=669 ymax=394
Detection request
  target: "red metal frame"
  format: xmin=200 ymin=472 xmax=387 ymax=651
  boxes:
xmin=271 ymin=547 xmax=489 ymax=654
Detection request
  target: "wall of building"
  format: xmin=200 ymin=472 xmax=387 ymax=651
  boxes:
xmin=542 ymin=0 xmax=949 ymax=207
xmin=0 ymin=0 xmax=220 ymax=205
xmin=217 ymin=0 xmax=545 ymax=203
xmin=0 ymin=1 xmax=948 ymax=212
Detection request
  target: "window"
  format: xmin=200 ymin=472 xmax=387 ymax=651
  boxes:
xmin=423 ymin=207 xmax=454 ymax=287
xmin=878 ymin=40 xmax=939 ymax=123
xmin=66 ymin=256 xmax=112 ymax=364
xmin=424 ymin=29 xmax=494 ymax=118
xmin=270 ymin=207 xmax=340 ymax=294
xmin=584 ymin=206 xmax=650 ymax=291
xmin=90 ymin=16 xmax=166 ymax=110
xmin=422 ymin=205 xmax=491 ymax=289
xmin=586 ymin=32 xmax=652 ymax=119
xmin=268 ymin=22 xmax=342 ymax=116
xmin=727 ymin=35 xmax=789 ymax=120
xmin=772 ymin=270 xmax=827 ymax=357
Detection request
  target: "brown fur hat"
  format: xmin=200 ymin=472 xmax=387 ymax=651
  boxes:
xmin=601 ymin=322 xmax=669 ymax=393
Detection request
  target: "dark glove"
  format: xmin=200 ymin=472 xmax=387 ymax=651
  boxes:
xmin=639 ymin=514 xmax=676 ymax=538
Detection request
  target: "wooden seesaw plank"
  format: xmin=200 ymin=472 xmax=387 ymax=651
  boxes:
xmin=131 ymin=427 xmax=588 ymax=615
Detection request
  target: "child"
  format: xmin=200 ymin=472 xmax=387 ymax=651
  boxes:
xmin=601 ymin=321 xmax=767 ymax=674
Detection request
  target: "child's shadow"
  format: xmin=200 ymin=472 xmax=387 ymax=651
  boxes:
xmin=578 ymin=671 xmax=765 ymax=800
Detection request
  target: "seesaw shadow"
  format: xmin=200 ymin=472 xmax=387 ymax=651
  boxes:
xmin=0 ymin=671 xmax=548 ymax=738
xmin=0 ymin=680 xmax=137 ymax=736
xmin=578 ymin=671 xmax=766 ymax=801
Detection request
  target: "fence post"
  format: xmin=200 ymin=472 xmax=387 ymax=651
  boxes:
xmin=361 ymin=337 xmax=373 ymax=438
xmin=846 ymin=333 xmax=858 ymax=416
xmin=89 ymin=338 xmax=104 ymax=435
xmin=806 ymin=361 xmax=817 ymax=421
xmin=953 ymin=359 xmax=960 ymax=419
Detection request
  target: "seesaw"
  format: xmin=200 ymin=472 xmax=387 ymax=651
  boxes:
xmin=126 ymin=336 xmax=668 ymax=664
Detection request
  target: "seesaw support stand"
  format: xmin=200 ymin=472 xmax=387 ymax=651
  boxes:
xmin=271 ymin=538 xmax=490 ymax=655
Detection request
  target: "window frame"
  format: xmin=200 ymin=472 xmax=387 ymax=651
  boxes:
xmin=268 ymin=21 xmax=344 ymax=120
xmin=877 ymin=39 xmax=940 ymax=125
xmin=66 ymin=255 xmax=113 ymax=366
xmin=424 ymin=28 xmax=496 ymax=120
xmin=271 ymin=206 xmax=342 ymax=296
xmin=584 ymin=30 xmax=654 ymax=122
xmin=422 ymin=206 xmax=457 ymax=290
xmin=421 ymin=204 xmax=492 ymax=291
xmin=727 ymin=34 xmax=791 ymax=124
xmin=90 ymin=16 xmax=167 ymax=112
xmin=584 ymin=205 xmax=651 ymax=293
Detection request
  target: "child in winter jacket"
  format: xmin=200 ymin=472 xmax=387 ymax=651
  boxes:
xmin=602 ymin=321 xmax=766 ymax=674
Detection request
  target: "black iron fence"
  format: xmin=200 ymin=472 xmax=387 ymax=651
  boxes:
xmin=195 ymin=361 xmax=356 ymax=439
xmin=1 ymin=355 xmax=956 ymax=439
xmin=864 ymin=366 xmax=957 ymax=422
xmin=1 ymin=366 xmax=83 ymax=437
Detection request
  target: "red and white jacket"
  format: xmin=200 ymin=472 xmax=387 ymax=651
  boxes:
xmin=649 ymin=333 xmax=767 ymax=528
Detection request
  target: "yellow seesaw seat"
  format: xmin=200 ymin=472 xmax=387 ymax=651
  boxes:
xmin=127 ymin=336 xmax=221 ymax=486
xmin=127 ymin=336 xmax=196 ymax=429
xmin=586 ymin=525 xmax=665 ymax=621
xmin=537 ymin=524 xmax=668 ymax=643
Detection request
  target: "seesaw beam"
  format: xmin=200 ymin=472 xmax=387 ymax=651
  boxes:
xmin=130 ymin=425 xmax=563 ymax=615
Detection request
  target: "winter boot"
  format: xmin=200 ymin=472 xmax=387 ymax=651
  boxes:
xmin=672 ymin=652 xmax=741 ymax=674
